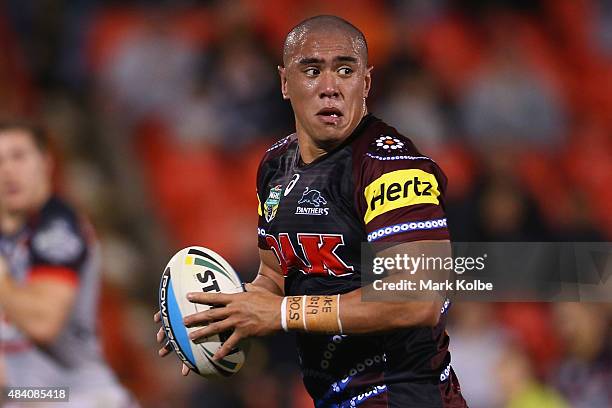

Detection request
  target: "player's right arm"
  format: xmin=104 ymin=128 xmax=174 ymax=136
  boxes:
xmin=248 ymin=249 xmax=284 ymax=295
xmin=0 ymin=214 xmax=85 ymax=345
xmin=154 ymin=149 xmax=285 ymax=372
xmin=0 ymin=268 xmax=77 ymax=345
xmin=154 ymin=250 xmax=283 ymax=375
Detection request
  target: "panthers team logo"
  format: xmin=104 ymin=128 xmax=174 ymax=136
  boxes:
xmin=296 ymin=187 xmax=329 ymax=216
xmin=298 ymin=187 xmax=327 ymax=207
xmin=264 ymin=185 xmax=283 ymax=222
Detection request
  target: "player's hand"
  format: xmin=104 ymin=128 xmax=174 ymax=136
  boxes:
xmin=153 ymin=311 xmax=190 ymax=376
xmin=183 ymin=285 xmax=283 ymax=360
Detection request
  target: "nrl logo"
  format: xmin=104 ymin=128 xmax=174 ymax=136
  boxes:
xmin=296 ymin=187 xmax=329 ymax=216
xmin=264 ymin=185 xmax=283 ymax=222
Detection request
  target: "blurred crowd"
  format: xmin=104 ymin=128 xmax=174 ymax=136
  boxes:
xmin=0 ymin=0 xmax=611 ymax=407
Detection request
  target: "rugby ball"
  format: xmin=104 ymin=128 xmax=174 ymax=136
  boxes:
xmin=158 ymin=246 xmax=248 ymax=377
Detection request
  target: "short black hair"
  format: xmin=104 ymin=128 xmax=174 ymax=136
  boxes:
xmin=0 ymin=118 xmax=49 ymax=152
xmin=283 ymin=15 xmax=368 ymax=66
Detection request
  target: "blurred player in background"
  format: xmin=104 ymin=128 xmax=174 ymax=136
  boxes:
xmin=157 ymin=15 xmax=466 ymax=407
xmin=0 ymin=120 xmax=135 ymax=407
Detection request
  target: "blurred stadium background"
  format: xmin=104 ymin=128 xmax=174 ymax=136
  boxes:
xmin=0 ymin=0 xmax=611 ymax=407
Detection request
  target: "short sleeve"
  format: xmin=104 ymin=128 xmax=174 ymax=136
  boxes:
xmin=256 ymin=153 xmax=271 ymax=250
xmin=28 ymin=216 xmax=87 ymax=284
xmin=257 ymin=187 xmax=271 ymax=250
xmin=355 ymin=154 xmax=450 ymax=247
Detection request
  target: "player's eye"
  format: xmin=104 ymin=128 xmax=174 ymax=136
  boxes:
xmin=337 ymin=67 xmax=353 ymax=76
xmin=304 ymin=67 xmax=320 ymax=77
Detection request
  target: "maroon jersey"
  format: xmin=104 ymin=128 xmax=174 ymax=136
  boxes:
xmin=257 ymin=115 xmax=466 ymax=407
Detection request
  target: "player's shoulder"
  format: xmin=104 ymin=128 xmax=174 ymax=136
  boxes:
xmin=353 ymin=116 xmax=436 ymax=166
xmin=28 ymin=196 xmax=87 ymax=264
xmin=261 ymin=133 xmax=298 ymax=163
xmin=36 ymin=196 xmax=81 ymax=228
xmin=257 ymin=133 xmax=298 ymax=184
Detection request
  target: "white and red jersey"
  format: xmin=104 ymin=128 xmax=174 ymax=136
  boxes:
xmin=0 ymin=196 xmax=130 ymax=404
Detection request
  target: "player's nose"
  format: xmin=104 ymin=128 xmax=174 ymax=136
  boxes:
xmin=319 ymin=71 xmax=340 ymax=99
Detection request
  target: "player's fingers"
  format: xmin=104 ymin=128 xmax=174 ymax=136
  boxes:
xmin=212 ymin=331 xmax=241 ymax=361
xmin=186 ymin=292 xmax=232 ymax=306
xmin=183 ymin=307 xmax=232 ymax=328
xmin=158 ymin=341 xmax=172 ymax=357
xmin=156 ymin=326 xmax=166 ymax=343
xmin=154 ymin=311 xmax=161 ymax=323
xmin=181 ymin=363 xmax=190 ymax=376
xmin=189 ymin=319 xmax=236 ymax=344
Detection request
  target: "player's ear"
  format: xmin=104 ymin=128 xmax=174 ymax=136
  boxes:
xmin=278 ymin=65 xmax=289 ymax=100
xmin=363 ymin=65 xmax=373 ymax=98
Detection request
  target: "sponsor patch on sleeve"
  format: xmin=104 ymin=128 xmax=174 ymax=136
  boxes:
xmin=32 ymin=219 xmax=84 ymax=264
xmin=363 ymin=169 xmax=440 ymax=224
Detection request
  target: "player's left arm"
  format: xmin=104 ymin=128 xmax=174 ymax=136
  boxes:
xmin=334 ymin=239 xmax=449 ymax=333
xmin=340 ymin=145 xmax=452 ymax=332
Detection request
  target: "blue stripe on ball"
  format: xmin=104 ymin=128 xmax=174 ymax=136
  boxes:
xmin=167 ymin=280 xmax=196 ymax=366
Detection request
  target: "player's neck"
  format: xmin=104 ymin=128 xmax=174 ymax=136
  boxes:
xmin=0 ymin=211 xmax=26 ymax=235
xmin=296 ymin=110 xmax=368 ymax=164
xmin=0 ymin=189 xmax=51 ymax=235
xmin=296 ymin=138 xmax=332 ymax=164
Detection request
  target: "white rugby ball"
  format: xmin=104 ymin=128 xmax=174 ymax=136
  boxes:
xmin=158 ymin=246 xmax=248 ymax=377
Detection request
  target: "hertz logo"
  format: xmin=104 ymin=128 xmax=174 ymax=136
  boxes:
xmin=363 ymin=169 xmax=439 ymax=224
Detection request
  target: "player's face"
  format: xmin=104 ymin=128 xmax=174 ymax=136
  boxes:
xmin=280 ymin=30 xmax=372 ymax=146
xmin=0 ymin=130 xmax=51 ymax=213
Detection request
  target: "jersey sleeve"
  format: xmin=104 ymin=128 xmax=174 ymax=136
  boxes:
xmin=256 ymin=155 xmax=271 ymax=251
xmin=28 ymin=211 xmax=87 ymax=285
xmin=255 ymin=134 xmax=296 ymax=251
xmin=354 ymin=152 xmax=450 ymax=247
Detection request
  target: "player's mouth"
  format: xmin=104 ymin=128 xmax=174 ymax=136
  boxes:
xmin=1 ymin=183 xmax=20 ymax=196
xmin=316 ymin=107 xmax=343 ymax=125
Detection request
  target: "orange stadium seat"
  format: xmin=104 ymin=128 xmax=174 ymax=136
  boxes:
xmin=432 ymin=143 xmax=476 ymax=201
xmin=497 ymin=303 xmax=561 ymax=377
xmin=86 ymin=6 xmax=213 ymax=74
xmin=85 ymin=7 xmax=148 ymax=73
xmin=134 ymin=118 xmax=266 ymax=264
xmin=248 ymin=0 xmax=394 ymax=66
xmin=418 ymin=15 xmax=483 ymax=95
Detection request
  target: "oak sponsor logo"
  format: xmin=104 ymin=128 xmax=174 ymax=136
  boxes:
xmin=363 ymin=169 xmax=439 ymax=224
xmin=265 ymin=233 xmax=354 ymax=276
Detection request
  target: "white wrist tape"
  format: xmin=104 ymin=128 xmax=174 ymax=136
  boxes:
xmin=280 ymin=297 xmax=288 ymax=332
xmin=301 ymin=295 xmax=308 ymax=331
